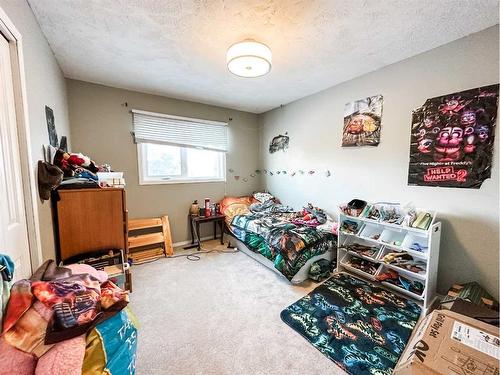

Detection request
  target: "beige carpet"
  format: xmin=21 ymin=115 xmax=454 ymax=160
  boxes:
xmin=129 ymin=239 xmax=344 ymax=374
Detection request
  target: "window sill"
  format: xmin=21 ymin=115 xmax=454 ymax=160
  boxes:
xmin=139 ymin=178 xmax=226 ymax=186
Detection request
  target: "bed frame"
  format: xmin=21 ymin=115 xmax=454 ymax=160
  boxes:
xmin=227 ymin=233 xmax=335 ymax=284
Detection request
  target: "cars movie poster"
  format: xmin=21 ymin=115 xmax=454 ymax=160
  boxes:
xmin=342 ymin=95 xmax=383 ymax=147
xmin=408 ymin=84 xmax=499 ymax=188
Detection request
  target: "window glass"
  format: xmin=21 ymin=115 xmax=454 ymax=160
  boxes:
xmin=140 ymin=143 xmax=225 ymax=183
xmin=145 ymin=144 xmax=181 ymax=176
xmin=186 ymin=148 xmax=222 ymax=178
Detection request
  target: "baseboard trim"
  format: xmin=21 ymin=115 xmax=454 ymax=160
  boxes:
xmin=173 ymin=236 xmax=213 ymax=248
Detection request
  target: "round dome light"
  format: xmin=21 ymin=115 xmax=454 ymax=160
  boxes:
xmin=226 ymin=40 xmax=272 ymax=78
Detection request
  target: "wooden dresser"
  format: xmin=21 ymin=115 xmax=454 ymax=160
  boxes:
xmin=52 ymin=188 xmax=131 ymax=288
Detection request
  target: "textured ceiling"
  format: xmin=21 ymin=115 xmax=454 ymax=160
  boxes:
xmin=29 ymin=0 xmax=498 ymax=113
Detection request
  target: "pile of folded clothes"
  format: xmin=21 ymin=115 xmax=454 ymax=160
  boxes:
xmin=0 ymin=259 xmax=137 ymax=375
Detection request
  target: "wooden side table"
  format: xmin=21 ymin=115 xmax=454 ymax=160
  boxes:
xmin=185 ymin=214 xmax=225 ymax=250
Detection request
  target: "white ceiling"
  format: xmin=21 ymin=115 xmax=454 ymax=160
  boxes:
xmin=29 ymin=0 xmax=499 ymax=113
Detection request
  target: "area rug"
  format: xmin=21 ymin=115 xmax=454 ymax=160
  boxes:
xmin=280 ymin=272 xmax=421 ymax=375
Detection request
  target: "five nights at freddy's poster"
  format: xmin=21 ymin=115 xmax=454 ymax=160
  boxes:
xmin=408 ymin=84 xmax=499 ymax=188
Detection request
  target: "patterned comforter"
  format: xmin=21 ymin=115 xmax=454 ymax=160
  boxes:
xmin=231 ymin=212 xmax=336 ymax=280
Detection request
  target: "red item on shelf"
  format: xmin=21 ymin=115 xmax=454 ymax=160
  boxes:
xmin=204 ymin=198 xmax=211 ymax=217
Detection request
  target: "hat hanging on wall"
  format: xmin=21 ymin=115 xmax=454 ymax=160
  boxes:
xmin=38 ymin=161 xmax=63 ymax=201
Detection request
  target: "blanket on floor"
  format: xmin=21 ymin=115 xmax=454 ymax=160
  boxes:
xmin=281 ymin=273 xmax=421 ymax=375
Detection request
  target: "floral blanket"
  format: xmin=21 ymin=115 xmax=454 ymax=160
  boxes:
xmin=231 ymin=212 xmax=336 ymax=280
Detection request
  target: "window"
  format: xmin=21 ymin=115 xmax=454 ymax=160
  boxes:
xmin=132 ymin=110 xmax=228 ymax=184
xmin=138 ymin=143 xmax=225 ymax=183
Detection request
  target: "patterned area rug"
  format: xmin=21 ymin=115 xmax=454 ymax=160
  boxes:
xmin=281 ymin=273 xmax=421 ymax=375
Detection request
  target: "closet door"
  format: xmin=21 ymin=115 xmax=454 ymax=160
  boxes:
xmin=0 ymin=34 xmax=31 ymax=280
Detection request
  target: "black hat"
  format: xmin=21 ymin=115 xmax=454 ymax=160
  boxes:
xmin=38 ymin=161 xmax=63 ymax=200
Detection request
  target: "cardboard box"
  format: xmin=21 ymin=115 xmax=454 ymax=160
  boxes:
xmin=394 ymin=309 xmax=499 ymax=375
xmin=447 ymin=299 xmax=499 ymax=327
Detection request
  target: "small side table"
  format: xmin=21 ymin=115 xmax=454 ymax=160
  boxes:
xmin=184 ymin=214 xmax=225 ymax=250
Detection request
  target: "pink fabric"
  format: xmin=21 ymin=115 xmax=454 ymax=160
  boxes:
xmin=65 ymin=264 xmax=108 ymax=283
xmin=35 ymin=335 xmax=86 ymax=375
xmin=32 ymin=301 xmax=53 ymax=321
xmin=0 ymin=337 xmax=36 ymax=375
xmin=3 ymin=301 xmax=54 ymax=358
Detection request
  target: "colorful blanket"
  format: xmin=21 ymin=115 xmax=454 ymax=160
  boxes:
xmin=3 ymin=260 xmax=129 ymax=354
xmin=231 ymin=212 xmax=335 ymax=280
xmin=83 ymin=307 xmax=138 ymax=375
xmin=281 ymin=273 xmax=421 ymax=375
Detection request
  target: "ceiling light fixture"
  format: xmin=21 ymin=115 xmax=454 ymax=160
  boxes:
xmin=226 ymin=40 xmax=272 ymax=78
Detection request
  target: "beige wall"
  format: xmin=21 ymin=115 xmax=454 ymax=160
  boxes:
xmin=259 ymin=26 xmax=500 ymax=299
xmin=0 ymin=0 xmax=70 ymax=261
xmin=67 ymin=80 xmax=261 ymax=244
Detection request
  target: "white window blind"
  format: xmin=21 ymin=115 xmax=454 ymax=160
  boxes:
xmin=132 ymin=109 xmax=228 ymax=152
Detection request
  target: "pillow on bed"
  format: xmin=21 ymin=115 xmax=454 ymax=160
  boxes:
xmin=253 ymin=192 xmax=274 ymax=203
xmin=219 ymin=196 xmax=254 ymax=226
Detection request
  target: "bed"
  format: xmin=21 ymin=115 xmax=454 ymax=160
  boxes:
xmin=220 ymin=195 xmax=337 ymax=284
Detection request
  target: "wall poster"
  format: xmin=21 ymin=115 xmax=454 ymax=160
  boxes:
xmin=45 ymin=105 xmax=59 ymax=148
xmin=408 ymin=84 xmax=499 ymax=188
xmin=342 ymin=94 xmax=383 ymax=147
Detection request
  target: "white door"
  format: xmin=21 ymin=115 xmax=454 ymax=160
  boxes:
xmin=0 ymin=33 xmax=31 ymax=280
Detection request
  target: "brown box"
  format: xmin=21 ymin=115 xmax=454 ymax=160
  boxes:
xmin=394 ymin=309 xmax=499 ymax=375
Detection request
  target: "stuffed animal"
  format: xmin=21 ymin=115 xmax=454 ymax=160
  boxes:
xmin=53 ymin=149 xmax=101 ymax=176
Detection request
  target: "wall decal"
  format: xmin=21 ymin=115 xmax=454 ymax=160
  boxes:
xmin=255 ymin=169 xmax=261 ymax=174
xmin=228 ymin=168 xmax=234 ymax=173
xmin=242 ymin=178 xmax=248 ymax=182
xmin=408 ymin=84 xmax=498 ymax=188
xmin=234 ymin=175 xmax=240 ymax=180
xmin=342 ymin=95 xmax=383 ymax=147
xmin=308 ymin=170 xmax=315 ymax=175
xmin=276 ymin=171 xmax=281 ymax=175
xmin=269 ymin=172 xmax=274 ymax=176
xmin=269 ymin=132 xmax=290 ymax=153
xmin=325 ymin=170 xmax=331 ymax=177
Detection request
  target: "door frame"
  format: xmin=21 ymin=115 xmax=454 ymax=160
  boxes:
xmin=0 ymin=6 xmax=43 ymax=272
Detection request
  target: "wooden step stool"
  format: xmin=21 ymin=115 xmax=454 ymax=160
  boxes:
xmin=128 ymin=215 xmax=174 ymax=264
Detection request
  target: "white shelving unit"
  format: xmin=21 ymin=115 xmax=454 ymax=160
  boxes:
xmin=337 ymin=204 xmax=441 ymax=314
